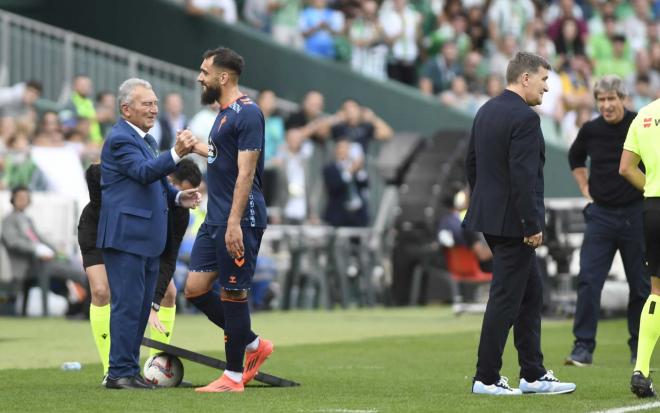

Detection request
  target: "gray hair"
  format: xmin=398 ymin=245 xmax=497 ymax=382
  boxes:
xmin=593 ymin=75 xmax=627 ymax=99
xmin=117 ymin=78 xmax=153 ymax=111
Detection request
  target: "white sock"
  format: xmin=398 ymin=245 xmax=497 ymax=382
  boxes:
xmin=224 ymin=370 xmax=243 ymax=383
xmin=246 ymin=337 xmax=260 ymax=352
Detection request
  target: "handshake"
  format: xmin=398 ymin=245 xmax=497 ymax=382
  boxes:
xmin=174 ymin=129 xmax=198 ymax=157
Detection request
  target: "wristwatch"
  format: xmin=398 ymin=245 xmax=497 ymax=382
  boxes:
xmin=151 ymin=302 xmax=160 ymax=312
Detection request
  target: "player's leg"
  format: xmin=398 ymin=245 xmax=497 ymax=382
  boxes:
xmin=87 ymin=263 xmax=111 ymax=378
xmin=569 ymin=204 xmax=617 ymax=365
xmin=618 ymin=202 xmax=650 ymax=363
xmin=632 ymin=206 xmax=660 ymax=398
xmin=184 ymin=223 xmax=227 ymax=327
xmin=149 ymin=280 xmax=177 ymax=356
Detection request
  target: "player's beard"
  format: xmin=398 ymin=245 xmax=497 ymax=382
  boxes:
xmin=201 ymin=85 xmax=221 ymax=105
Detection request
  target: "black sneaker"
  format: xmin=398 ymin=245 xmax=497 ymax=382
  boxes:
xmin=565 ymin=344 xmax=593 ymax=367
xmin=631 ymin=371 xmax=656 ymax=398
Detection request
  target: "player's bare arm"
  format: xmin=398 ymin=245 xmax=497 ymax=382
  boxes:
xmin=619 ymin=150 xmax=645 ymax=192
xmin=225 ymin=150 xmax=260 ymax=259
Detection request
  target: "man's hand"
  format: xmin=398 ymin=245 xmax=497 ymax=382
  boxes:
xmin=178 ymin=188 xmax=201 ymax=209
xmin=174 ymin=129 xmax=197 ymax=157
xmin=225 ymin=222 xmax=244 ymax=259
xmin=148 ymin=309 xmax=167 ymax=334
xmin=523 ymin=232 xmax=543 ymax=249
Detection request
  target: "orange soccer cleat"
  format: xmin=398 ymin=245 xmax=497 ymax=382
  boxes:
xmin=243 ymin=338 xmax=274 ymax=385
xmin=195 ymin=373 xmax=244 ymax=393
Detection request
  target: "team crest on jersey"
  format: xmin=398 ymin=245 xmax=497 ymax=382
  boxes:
xmin=208 ymin=136 xmax=218 ymax=164
xmin=229 ymin=102 xmax=241 ymax=113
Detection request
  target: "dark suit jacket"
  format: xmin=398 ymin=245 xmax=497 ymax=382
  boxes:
xmin=463 ymin=90 xmax=545 ymax=238
xmin=323 ymin=162 xmax=369 ymax=227
xmin=97 ymin=119 xmax=179 ymax=257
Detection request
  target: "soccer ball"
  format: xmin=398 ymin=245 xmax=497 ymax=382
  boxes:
xmin=143 ymin=352 xmax=184 ymax=387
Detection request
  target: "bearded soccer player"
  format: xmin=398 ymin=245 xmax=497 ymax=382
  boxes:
xmin=182 ymin=46 xmax=272 ymax=393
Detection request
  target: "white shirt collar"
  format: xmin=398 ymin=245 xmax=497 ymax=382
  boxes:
xmin=124 ymin=119 xmax=148 ymax=138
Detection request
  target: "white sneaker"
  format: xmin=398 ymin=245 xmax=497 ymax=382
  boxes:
xmin=519 ymin=370 xmax=576 ymax=394
xmin=472 ymin=376 xmax=523 ymax=395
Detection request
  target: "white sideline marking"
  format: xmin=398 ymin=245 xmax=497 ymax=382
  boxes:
xmin=591 ymin=401 xmax=660 ymax=413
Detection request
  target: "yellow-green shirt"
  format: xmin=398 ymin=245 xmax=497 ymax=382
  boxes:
xmin=623 ymin=98 xmax=660 ymax=197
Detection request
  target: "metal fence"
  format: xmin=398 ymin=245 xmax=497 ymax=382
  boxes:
xmin=0 ymin=9 xmax=203 ymax=116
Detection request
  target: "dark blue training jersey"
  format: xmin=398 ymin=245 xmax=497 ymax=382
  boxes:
xmin=205 ymin=95 xmax=267 ymax=228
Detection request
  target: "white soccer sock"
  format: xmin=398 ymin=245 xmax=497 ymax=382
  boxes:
xmin=246 ymin=336 xmax=260 ymax=352
xmin=224 ymin=370 xmax=243 ymax=383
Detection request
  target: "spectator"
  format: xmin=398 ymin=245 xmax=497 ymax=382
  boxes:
xmin=594 ymin=34 xmax=635 ymax=78
xmin=188 ymin=102 xmax=220 ymax=171
xmin=440 ymin=76 xmax=480 ymax=116
xmin=32 ymin=111 xmax=64 ymax=147
xmin=0 ymin=80 xmax=42 ymax=118
xmin=3 ymin=133 xmax=48 ymax=191
xmin=95 ymin=91 xmax=116 ymax=139
xmin=323 ymin=138 xmax=369 ymax=227
xmin=487 ymin=0 xmax=535 ymax=47
xmin=489 ymin=34 xmax=518 ymax=77
xmin=425 ymin=7 xmax=471 ymax=58
xmin=437 ymin=185 xmax=492 ymax=273
xmin=461 ymin=51 xmax=487 ymax=93
xmin=285 ymin=90 xmax=330 ymax=144
xmin=560 ymin=104 xmax=594 ymax=147
xmin=329 ymin=98 xmax=393 ymax=157
xmin=546 ymin=0 xmax=588 ymax=46
xmin=419 ymin=40 xmax=462 ymax=96
xmin=272 ymin=128 xmax=314 ymax=224
xmin=631 ymin=74 xmax=655 ymax=111
xmin=258 ymin=89 xmax=285 ymax=207
xmin=64 ymin=75 xmax=102 ymax=144
xmin=466 ymin=5 xmax=488 ymax=53
xmin=243 ymin=0 xmax=271 ymax=32
xmin=1 ymin=186 xmax=87 ymax=315
xmin=588 ymin=15 xmax=629 ymax=73
xmin=379 ymin=0 xmax=422 ymax=86
xmin=185 ymin=0 xmax=238 ymax=24
xmin=626 ymin=49 xmax=660 ymax=97
xmin=347 ymin=0 xmax=387 ymax=81
xmin=258 ymin=89 xmax=285 ymax=164
xmin=150 ymin=92 xmax=187 ymax=151
xmin=544 ymin=0 xmax=585 ymax=25
xmin=554 ymin=17 xmax=586 ymax=60
xmin=652 ymin=40 xmax=660 ymax=71
xmin=299 ymin=0 xmax=345 ymax=59
xmin=558 ymin=54 xmax=593 ymax=113
xmin=270 ymin=0 xmax=303 ymax=49
xmin=621 ymin=0 xmax=653 ymax=52
xmin=587 ymin=0 xmax=616 ymax=36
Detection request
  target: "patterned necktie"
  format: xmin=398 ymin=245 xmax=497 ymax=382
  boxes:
xmin=144 ymin=134 xmax=158 ymax=158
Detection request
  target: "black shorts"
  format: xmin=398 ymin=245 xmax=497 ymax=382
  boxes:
xmin=78 ymin=205 xmax=104 ymax=269
xmin=644 ymin=198 xmax=660 ymax=277
xmin=189 ymin=222 xmax=265 ymax=290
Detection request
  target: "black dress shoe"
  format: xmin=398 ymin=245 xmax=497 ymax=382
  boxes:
xmin=105 ymin=376 xmax=156 ymax=390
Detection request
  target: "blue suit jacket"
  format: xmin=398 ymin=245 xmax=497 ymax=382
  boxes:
xmin=97 ymin=119 xmax=179 ymax=257
xmin=463 ymin=90 xmax=545 ymax=238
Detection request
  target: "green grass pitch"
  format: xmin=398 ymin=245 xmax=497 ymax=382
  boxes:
xmin=1 ymin=307 xmax=658 ymax=412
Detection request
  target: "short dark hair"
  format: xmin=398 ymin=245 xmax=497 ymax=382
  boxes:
xmin=505 ymin=52 xmax=551 ymax=85
xmin=10 ymin=185 xmax=29 ymax=205
xmin=26 ymin=80 xmax=43 ymax=93
xmin=203 ymin=47 xmax=245 ymax=75
xmin=172 ymin=159 xmax=202 ymax=187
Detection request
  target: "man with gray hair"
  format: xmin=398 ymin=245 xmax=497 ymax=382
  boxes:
xmin=98 ymin=78 xmax=200 ymax=389
xmin=464 ymin=51 xmax=576 ymax=395
xmin=566 ymin=75 xmax=650 ymax=367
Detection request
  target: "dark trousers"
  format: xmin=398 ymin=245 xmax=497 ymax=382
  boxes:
xmin=573 ymin=201 xmax=649 ymax=353
xmin=103 ymin=248 xmax=159 ymax=379
xmin=475 ymin=234 xmax=546 ymax=384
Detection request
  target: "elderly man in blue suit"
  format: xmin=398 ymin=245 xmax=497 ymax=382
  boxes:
xmin=98 ymin=78 xmax=199 ymax=389
xmin=464 ymin=52 xmax=575 ymax=396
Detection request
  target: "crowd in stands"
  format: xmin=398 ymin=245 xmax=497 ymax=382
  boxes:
xmin=0 ymin=74 xmax=394 ymax=229
xmin=188 ymin=0 xmax=660 ymax=147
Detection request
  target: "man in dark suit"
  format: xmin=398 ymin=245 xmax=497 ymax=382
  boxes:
xmin=464 ymin=52 xmax=576 ymax=396
xmin=98 ymin=78 xmax=199 ymax=389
